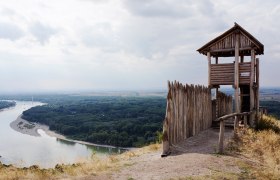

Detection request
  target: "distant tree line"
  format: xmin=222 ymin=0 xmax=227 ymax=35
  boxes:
xmin=22 ymin=96 xmax=166 ymax=147
xmin=260 ymin=101 xmax=280 ymax=119
xmin=0 ymin=100 xmax=16 ymax=110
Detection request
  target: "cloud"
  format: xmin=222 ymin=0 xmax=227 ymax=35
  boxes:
xmin=0 ymin=22 xmax=24 ymax=41
xmin=81 ymin=23 xmax=119 ymax=51
xmin=123 ymin=0 xmax=193 ymax=18
xmin=29 ymin=22 xmax=58 ymax=45
xmin=119 ymin=0 xmax=228 ymax=59
xmin=0 ymin=0 xmax=278 ymax=93
xmin=1 ymin=8 xmax=16 ymax=16
xmin=80 ymin=0 xmax=110 ymax=4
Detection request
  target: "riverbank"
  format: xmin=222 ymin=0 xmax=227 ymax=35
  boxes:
xmin=1 ymin=126 xmax=271 ymax=180
xmin=10 ymin=115 xmax=128 ymax=150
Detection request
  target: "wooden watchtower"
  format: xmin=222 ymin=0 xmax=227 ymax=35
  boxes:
xmin=197 ymin=23 xmax=264 ymax=126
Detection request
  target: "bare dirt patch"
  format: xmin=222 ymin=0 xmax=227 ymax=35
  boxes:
xmin=95 ymin=128 xmax=246 ymax=180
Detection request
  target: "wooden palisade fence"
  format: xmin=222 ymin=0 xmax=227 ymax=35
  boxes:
xmin=162 ymin=81 xmax=232 ymax=156
xmin=216 ymin=92 xmax=232 ymax=118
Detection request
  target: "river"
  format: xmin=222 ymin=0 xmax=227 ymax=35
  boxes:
xmin=0 ymin=101 xmax=123 ymax=168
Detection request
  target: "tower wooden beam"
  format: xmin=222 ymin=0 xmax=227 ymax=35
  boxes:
xmin=234 ymin=33 xmax=240 ymax=113
xmin=250 ymin=49 xmax=255 ymax=126
xmin=256 ymin=58 xmax=260 ymax=123
xmin=207 ymin=52 xmax=211 ymax=87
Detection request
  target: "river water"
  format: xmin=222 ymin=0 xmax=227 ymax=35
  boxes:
xmin=0 ymin=101 xmax=123 ymax=168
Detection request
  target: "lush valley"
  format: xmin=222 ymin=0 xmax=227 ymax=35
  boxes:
xmin=22 ymin=96 xmax=166 ymax=147
xmin=11 ymin=93 xmax=280 ymax=148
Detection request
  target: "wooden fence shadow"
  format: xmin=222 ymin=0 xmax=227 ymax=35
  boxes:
xmin=168 ymin=128 xmax=234 ymax=156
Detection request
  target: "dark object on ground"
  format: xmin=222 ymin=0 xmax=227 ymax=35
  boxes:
xmin=161 ymin=151 xmax=171 ymax=157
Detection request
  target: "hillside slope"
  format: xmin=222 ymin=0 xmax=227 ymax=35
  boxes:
xmin=109 ymin=128 xmax=240 ymax=180
xmin=1 ymin=115 xmax=279 ymax=179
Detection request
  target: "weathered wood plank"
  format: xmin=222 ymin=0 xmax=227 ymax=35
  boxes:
xmin=256 ymin=58 xmax=260 ymax=123
xmin=250 ymin=49 xmax=255 ymax=127
xmin=211 ymin=80 xmax=234 ymax=83
xmin=235 ymin=33 xmax=240 ymax=114
xmin=210 ymin=46 xmax=256 ymax=53
xmin=244 ymin=115 xmax=248 ymax=128
xmin=211 ymin=64 xmax=234 ymax=67
xmin=208 ymin=52 xmax=211 ymax=86
xmin=215 ymin=111 xmax=252 ymax=122
xmin=218 ymin=120 xmax=225 ymax=153
xmin=211 ymin=83 xmax=234 ymax=85
xmin=212 ymin=76 xmax=234 ymax=80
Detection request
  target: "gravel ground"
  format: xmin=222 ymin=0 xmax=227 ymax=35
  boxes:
xmin=91 ymin=128 xmax=243 ymax=180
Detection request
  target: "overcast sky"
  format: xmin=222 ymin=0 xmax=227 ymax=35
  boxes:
xmin=0 ymin=0 xmax=279 ymax=93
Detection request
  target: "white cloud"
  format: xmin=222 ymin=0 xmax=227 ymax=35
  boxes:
xmin=29 ymin=22 xmax=58 ymax=45
xmin=123 ymin=0 xmax=193 ymax=18
xmin=0 ymin=0 xmax=278 ymax=93
xmin=0 ymin=22 xmax=24 ymax=41
xmin=80 ymin=23 xmax=119 ymax=52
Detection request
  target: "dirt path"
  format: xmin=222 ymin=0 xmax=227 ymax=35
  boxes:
xmin=104 ymin=128 xmax=243 ymax=180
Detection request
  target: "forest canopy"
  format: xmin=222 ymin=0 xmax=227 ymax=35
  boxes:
xmin=0 ymin=100 xmax=16 ymax=110
xmin=22 ymin=96 xmax=166 ymax=147
xmin=260 ymin=101 xmax=280 ymax=119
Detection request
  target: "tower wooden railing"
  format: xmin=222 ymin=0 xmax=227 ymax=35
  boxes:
xmin=210 ymin=62 xmax=251 ymax=86
xmin=215 ymin=111 xmax=253 ymax=153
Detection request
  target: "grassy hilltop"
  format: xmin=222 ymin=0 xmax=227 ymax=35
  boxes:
xmin=0 ymin=114 xmax=280 ymax=179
